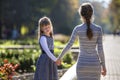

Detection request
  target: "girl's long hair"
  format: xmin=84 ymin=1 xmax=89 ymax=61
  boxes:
xmin=38 ymin=16 xmax=53 ymax=40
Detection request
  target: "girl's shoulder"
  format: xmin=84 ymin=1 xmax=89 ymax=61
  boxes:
xmin=39 ymin=35 xmax=48 ymax=42
xmin=40 ymin=35 xmax=53 ymax=42
xmin=40 ymin=35 xmax=46 ymax=39
xmin=39 ymin=36 xmax=46 ymax=42
xmin=40 ymin=35 xmax=52 ymax=38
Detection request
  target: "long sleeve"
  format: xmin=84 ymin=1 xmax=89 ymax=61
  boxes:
xmin=97 ymin=27 xmax=106 ymax=69
xmin=40 ymin=36 xmax=57 ymax=62
xmin=58 ymin=27 xmax=78 ymax=59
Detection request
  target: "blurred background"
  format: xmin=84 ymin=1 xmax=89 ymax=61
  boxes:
xmin=0 ymin=0 xmax=120 ymax=39
xmin=0 ymin=0 xmax=120 ymax=79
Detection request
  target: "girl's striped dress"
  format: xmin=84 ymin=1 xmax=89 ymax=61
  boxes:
xmin=34 ymin=35 xmax=58 ymax=80
xmin=58 ymin=23 xmax=106 ymax=80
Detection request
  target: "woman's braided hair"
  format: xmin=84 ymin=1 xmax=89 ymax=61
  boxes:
xmin=80 ymin=3 xmax=93 ymax=40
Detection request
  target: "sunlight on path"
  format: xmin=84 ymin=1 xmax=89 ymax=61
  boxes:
xmin=59 ymin=63 xmax=77 ymax=80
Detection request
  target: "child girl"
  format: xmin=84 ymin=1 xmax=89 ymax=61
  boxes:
xmin=34 ymin=16 xmax=60 ymax=80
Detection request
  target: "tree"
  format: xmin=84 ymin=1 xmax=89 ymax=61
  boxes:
xmin=109 ymin=0 xmax=120 ymax=31
xmin=50 ymin=0 xmax=79 ymax=35
xmin=0 ymin=0 xmax=79 ymax=38
xmin=0 ymin=0 xmax=58 ymax=38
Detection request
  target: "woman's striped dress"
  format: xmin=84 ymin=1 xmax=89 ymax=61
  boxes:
xmin=58 ymin=23 xmax=106 ymax=80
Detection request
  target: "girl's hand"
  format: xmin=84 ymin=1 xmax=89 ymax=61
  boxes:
xmin=101 ymin=67 xmax=107 ymax=76
xmin=56 ymin=59 xmax=61 ymax=66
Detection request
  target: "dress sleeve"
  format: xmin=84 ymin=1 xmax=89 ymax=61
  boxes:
xmin=97 ymin=27 xmax=106 ymax=69
xmin=58 ymin=27 xmax=78 ymax=59
xmin=40 ymin=36 xmax=57 ymax=62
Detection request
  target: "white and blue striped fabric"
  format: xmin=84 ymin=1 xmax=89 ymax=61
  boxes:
xmin=58 ymin=23 xmax=106 ymax=80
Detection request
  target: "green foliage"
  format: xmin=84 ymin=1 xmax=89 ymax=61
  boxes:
xmin=0 ymin=39 xmax=38 ymax=45
xmin=61 ymin=62 xmax=72 ymax=69
xmin=63 ymin=53 xmax=73 ymax=64
xmin=109 ymin=0 xmax=120 ymax=30
xmin=0 ymin=47 xmax=75 ymax=72
xmin=0 ymin=0 xmax=79 ymax=37
xmin=0 ymin=38 xmax=77 ymax=73
xmin=0 ymin=47 xmax=40 ymax=73
xmin=50 ymin=0 xmax=79 ymax=35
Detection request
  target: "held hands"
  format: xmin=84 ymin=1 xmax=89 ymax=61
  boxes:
xmin=55 ymin=59 xmax=61 ymax=66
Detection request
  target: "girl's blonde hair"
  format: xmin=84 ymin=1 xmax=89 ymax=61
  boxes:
xmin=38 ymin=16 xmax=53 ymax=39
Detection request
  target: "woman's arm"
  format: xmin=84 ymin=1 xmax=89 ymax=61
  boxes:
xmin=40 ymin=36 xmax=57 ymax=62
xmin=97 ymin=27 xmax=106 ymax=69
xmin=58 ymin=27 xmax=78 ymax=59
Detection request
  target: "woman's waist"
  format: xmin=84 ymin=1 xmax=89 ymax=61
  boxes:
xmin=79 ymin=48 xmax=98 ymax=58
xmin=80 ymin=48 xmax=97 ymax=53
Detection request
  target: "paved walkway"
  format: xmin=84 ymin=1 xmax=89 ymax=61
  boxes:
xmin=60 ymin=35 xmax=120 ymax=80
xmin=101 ymin=35 xmax=120 ymax=80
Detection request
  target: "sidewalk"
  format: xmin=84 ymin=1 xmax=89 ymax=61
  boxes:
xmin=101 ymin=35 xmax=120 ymax=80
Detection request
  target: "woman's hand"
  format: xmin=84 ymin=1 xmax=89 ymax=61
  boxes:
xmin=101 ymin=67 xmax=107 ymax=76
xmin=56 ymin=59 xmax=61 ymax=66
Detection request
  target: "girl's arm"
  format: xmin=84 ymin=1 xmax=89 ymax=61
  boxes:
xmin=97 ymin=27 xmax=106 ymax=69
xmin=58 ymin=27 xmax=78 ymax=59
xmin=40 ymin=36 xmax=57 ymax=62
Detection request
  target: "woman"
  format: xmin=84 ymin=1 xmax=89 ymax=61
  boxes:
xmin=57 ymin=3 xmax=106 ymax=80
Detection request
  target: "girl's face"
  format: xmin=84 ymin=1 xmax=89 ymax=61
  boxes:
xmin=42 ymin=25 xmax=51 ymax=35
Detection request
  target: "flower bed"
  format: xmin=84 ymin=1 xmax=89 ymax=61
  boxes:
xmin=0 ymin=59 xmax=19 ymax=80
xmin=0 ymin=38 xmax=78 ymax=79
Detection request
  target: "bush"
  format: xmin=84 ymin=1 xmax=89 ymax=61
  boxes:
xmin=0 ymin=39 xmax=77 ymax=73
xmin=0 ymin=59 xmax=19 ymax=80
xmin=0 ymin=49 xmax=40 ymax=73
xmin=63 ymin=53 xmax=73 ymax=64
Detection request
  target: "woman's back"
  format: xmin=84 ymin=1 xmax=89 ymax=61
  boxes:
xmin=75 ymin=23 xmax=102 ymax=52
xmin=74 ymin=23 xmax=103 ymax=80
